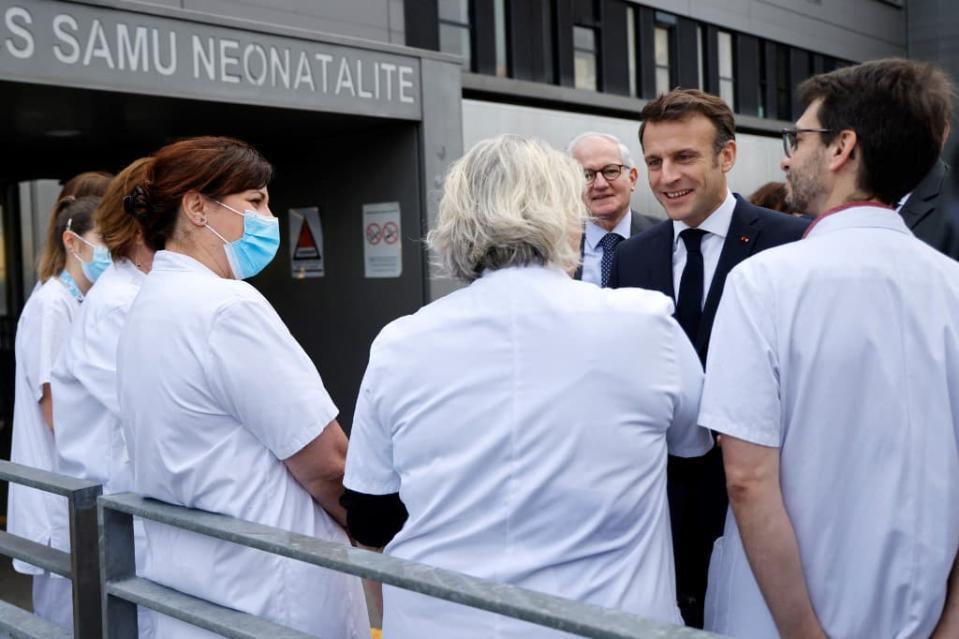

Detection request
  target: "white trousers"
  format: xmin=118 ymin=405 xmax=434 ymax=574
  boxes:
xmin=32 ymin=574 xmax=73 ymax=630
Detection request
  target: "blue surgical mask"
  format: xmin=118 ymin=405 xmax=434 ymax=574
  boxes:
xmin=205 ymin=200 xmax=280 ymax=280
xmin=70 ymin=232 xmax=112 ymax=283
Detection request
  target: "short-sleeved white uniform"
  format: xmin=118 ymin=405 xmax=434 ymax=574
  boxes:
xmin=50 ymin=260 xmax=145 ymax=559
xmin=117 ymin=250 xmax=367 ymax=639
xmin=700 ymin=206 xmax=959 ymax=639
xmin=8 ymin=277 xmax=78 ymax=571
xmin=345 ymin=265 xmax=711 ymax=639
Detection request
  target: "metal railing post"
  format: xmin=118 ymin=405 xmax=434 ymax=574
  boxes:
xmin=0 ymin=459 xmax=103 ymax=639
xmin=98 ymin=504 xmax=138 ymax=639
xmin=69 ymin=483 xmax=103 ymax=638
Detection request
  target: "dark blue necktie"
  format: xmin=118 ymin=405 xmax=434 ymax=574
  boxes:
xmin=599 ymin=233 xmax=623 ymax=288
xmin=676 ymin=228 xmax=708 ymax=343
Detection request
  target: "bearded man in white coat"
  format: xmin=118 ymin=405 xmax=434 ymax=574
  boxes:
xmin=700 ymin=58 xmax=959 ymax=638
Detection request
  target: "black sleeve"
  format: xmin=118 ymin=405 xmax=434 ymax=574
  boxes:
xmin=340 ymin=488 xmax=409 ymax=548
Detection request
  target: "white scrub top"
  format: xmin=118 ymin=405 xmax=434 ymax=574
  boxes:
xmin=7 ymin=277 xmax=79 ymax=574
xmin=345 ymin=265 xmax=711 ymax=639
xmin=50 ymin=259 xmax=144 ymax=554
xmin=700 ymin=205 xmax=959 ymax=639
xmin=117 ymin=250 xmax=367 ymax=639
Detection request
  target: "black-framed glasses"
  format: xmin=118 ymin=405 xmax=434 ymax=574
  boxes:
xmin=584 ymin=164 xmax=627 ymax=184
xmin=782 ymin=128 xmax=833 ymax=158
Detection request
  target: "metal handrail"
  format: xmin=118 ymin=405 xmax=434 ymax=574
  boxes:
xmin=99 ymin=492 xmax=722 ymax=638
xmin=0 ymin=459 xmax=103 ymax=639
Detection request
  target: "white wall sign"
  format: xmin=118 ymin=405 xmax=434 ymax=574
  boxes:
xmin=289 ymin=207 xmax=324 ymax=278
xmin=362 ymin=202 xmax=402 ymax=278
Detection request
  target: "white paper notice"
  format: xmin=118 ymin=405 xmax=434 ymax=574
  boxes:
xmin=289 ymin=207 xmax=325 ymax=278
xmin=363 ymin=202 xmax=402 ymax=278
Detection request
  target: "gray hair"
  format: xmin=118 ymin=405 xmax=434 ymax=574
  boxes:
xmin=566 ymin=132 xmax=635 ymax=168
xmin=428 ymin=135 xmax=587 ymax=283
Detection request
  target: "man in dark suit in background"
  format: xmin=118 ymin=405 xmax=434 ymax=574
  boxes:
xmin=608 ymin=89 xmax=808 ymax=628
xmin=898 ymin=157 xmax=959 ymax=260
xmin=567 ymin=132 xmax=659 ymax=286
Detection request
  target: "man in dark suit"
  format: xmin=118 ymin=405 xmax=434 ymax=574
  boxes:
xmin=898 ymin=158 xmax=959 ymax=260
xmin=607 ymin=89 xmax=808 ymax=628
xmin=567 ymin=132 xmax=659 ymax=286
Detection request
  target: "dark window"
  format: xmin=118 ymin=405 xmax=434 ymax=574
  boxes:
xmin=654 ymin=11 xmax=677 ymax=95
xmin=493 ymin=0 xmax=508 ymax=77
xmin=572 ymin=0 xmax=601 ymax=91
xmin=776 ymin=44 xmax=790 ymax=120
xmin=573 ymin=25 xmax=598 ymax=91
xmin=718 ymin=30 xmax=735 ymax=108
xmin=626 ymin=5 xmax=638 ymax=96
xmin=439 ymin=0 xmax=472 ymax=70
xmin=758 ymin=44 xmax=767 ymax=118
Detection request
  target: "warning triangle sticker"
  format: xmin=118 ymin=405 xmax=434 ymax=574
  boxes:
xmin=294 ymin=219 xmax=320 ymax=259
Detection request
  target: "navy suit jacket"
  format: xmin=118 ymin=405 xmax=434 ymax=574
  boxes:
xmin=608 ymin=195 xmax=809 ymax=363
xmin=899 ymin=159 xmax=959 ymax=261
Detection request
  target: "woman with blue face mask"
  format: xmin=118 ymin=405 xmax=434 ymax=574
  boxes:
xmin=7 ymin=194 xmax=102 ymax=630
xmin=47 ymin=159 xmax=156 ymax=633
xmin=117 ymin=136 xmax=367 ymax=639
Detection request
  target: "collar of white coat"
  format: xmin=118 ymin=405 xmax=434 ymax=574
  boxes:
xmin=151 ymin=250 xmax=221 ymax=277
xmin=585 ymin=210 xmax=632 ymax=250
xmin=113 ymin=257 xmax=146 ymax=284
xmin=804 ymin=203 xmax=909 ymax=239
xmin=479 ymin=264 xmax=570 ymax=282
xmin=672 ymin=189 xmax=735 ymax=247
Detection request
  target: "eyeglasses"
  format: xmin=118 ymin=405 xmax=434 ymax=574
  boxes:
xmin=781 ymin=128 xmax=833 ymax=158
xmin=584 ymin=164 xmax=627 ymax=184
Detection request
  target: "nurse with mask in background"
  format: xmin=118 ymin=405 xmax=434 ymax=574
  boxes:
xmin=49 ymin=159 xmax=155 ymax=631
xmin=7 ymin=195 xmax=103 ymax=629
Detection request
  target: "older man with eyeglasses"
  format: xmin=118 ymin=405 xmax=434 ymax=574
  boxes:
xmin=567 ymin=132 xmax=659 ymax=287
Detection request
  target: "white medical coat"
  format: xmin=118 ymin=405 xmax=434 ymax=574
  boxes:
xmin=344 ymin=265 xmax=712 ymax=639
xmin=700 ymin=205 xmax=959 ymax=639
xmin=50 ymin=259 xmax=144 ymax=553
xmin=7 ymin=277 xmax=78 ymax=574
xmin=117 ymin=250 xmax=367 ymax=638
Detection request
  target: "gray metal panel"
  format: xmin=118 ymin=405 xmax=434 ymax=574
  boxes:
xmin=0 ymin=0 xmax=423 ymax=120
xmin=183 ymin=0 xmax=398 ymax=45
xmin=0 ymin=600 xmax=72 ymax=639
xmin=107 ymin=577 xmax=315 ymax=639
xmin=251 ymin=120 xmax=425 ymax=430
xmin=0 ymin=531 xmax=71 ymax=576
xmin=68 ymin=481 xmax=103 ymax=638
xmin=99 ymin=503 xmax=138 ymax=638
xmin=0 ymin=459 xmax=101 ymax=497
xmin=100 ymin=493 xmax=720 ymax=639
xmin=907 ymin=0 xmax=959 ymax=154
xmin=461 ymin=73 xmax=791 ymax=135
xmin=625 ymin=0 xmax=905 ymax=62
xmin=420 ymin=57 xmax=464 ymax=302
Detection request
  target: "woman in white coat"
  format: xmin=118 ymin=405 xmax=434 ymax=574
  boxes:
xmin=7 ymin=194 xmax=106 ymax=629
xmin=48 ymin=158 xmax=155 ymax=632
xmin=342 ymin=135 xmax=712 ymax=638
xmin=116 ymin=136 xmax=367 ymax=638
xmin=52 ymin=158 xmax=153 ymax=497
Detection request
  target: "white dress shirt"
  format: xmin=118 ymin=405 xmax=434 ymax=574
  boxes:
xmin=117 ymin=250 xmax=368 ymax=639
xmin=672 ymin=190 xmax=736 ymax=307
xmin=345 ymin=265 xmax=712 ymax=639
xmin=582 ymin=211 xmax=633 ymax=286
xmin=699 ymin=205 xmax=959 ymax=638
